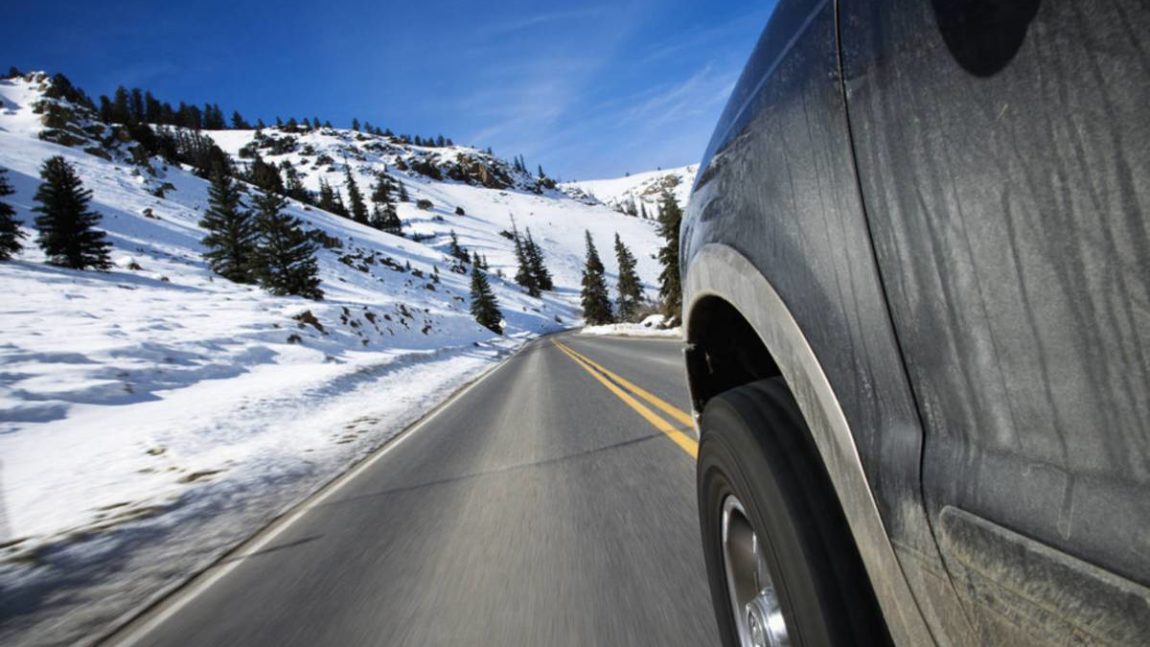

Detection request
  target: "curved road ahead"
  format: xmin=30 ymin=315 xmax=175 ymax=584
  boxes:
xmin=110 ymin=332 xmax=720 ymax=646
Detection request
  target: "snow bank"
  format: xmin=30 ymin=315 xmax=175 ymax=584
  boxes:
xmin=579 ymin=314 xmax=682 ymax=339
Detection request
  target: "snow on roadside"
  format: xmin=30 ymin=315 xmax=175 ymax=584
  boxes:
xmin=579 ymin=314 xmax=683 ymax=339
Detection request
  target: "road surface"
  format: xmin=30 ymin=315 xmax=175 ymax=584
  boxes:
xmin=109 ymin=332 xmax=719 ymax=646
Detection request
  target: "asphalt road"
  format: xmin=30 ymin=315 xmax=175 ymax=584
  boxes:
xmin=111 ymin=332 xmax=719 ymax=646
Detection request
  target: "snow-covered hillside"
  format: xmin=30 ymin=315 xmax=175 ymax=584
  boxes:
xmin=561 ymin=165 xmax=696 ymax=219
xmin=0 ymin=72 xmax=665 ymax=645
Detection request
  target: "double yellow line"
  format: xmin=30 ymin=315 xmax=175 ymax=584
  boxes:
xmin=553 ymin=339 xmax=698 ymax=458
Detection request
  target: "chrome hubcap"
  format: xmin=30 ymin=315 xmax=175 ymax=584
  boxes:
xmin=721 ymin=495 xmax=789 ymax=647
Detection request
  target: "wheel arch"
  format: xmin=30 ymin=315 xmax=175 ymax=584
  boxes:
xmin=683 ymin=242 xmax=935 ymax=646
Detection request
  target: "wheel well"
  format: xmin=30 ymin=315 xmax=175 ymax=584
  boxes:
xmin=686 ymin=296 xmax=781 ymax=414
xmin=689 ymin=297 xmax=896 ymax=641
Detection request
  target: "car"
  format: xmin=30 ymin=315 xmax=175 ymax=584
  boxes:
xmin=680 ymin=0 xmax=1150 ymax=645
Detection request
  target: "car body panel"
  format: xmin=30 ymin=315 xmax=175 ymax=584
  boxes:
xmin=840 ymin=0 xmax=1150 ymax=641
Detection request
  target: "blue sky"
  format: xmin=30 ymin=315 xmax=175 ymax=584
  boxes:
xmin=3 ymin=1 xmax=771 ymax=180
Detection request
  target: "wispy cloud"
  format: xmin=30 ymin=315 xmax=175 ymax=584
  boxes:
xmin=486 ymin=6 xmax=612 ymax=36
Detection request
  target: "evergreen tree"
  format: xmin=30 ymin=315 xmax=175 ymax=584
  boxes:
xmin=251 ymin=190 xmax=323 ymax=299
xmin=200 ymin=165 xmax=258 ymax=283
xmin=370 ymin=172 xmax=391 ymax=204
xmin=332 ymin=189 xmax=348 ymax=218
xmin=614 ymin=233 xmax=642 ymax=321
xmin=231 ymin=111 xmax=250 ymax=129
xmin=580 ymin=231 xmax=613 ymax=325
xmin=639 ymin=201 xmax=649 ymax=220
xmin=656 ymin=190 xmax=683 ymax=319
xmin=32 ymin=156 xmax=112 ymax=270
xmin=98 ymin=95 xmax=114 ymax=124
xmin=351 ymin=118 xmax=360 ymax=132
xmin=281 ymin=162 xmax=311 ymax=204
xmin=448 ymin=230 xmax=469 ymax=262
xmin=369 ymin=173 xmax=401 ymax=234
xmin=397 ymin=181 xmax=410 ymax=202
xmin=130 ymin=88 xmax=145 ymax=123
xmin=205 ymin=104 xmax=226 ymax=129
xmin=469 ymin=265 xmax=502 ymax=334
xmin=0 ymin=169 xmax=26 ymax=260
xmin=344 ymin=168 xmax=368 ymax=225
xmin=524 ymin=228 xmax=553 ymax=291
xmin=317 ymin=177 xmax=338 ymax=213
xmin=112 ymin=86 xmax=131 ymax=123
xmin=144 ymin=92 xmax=161 ymax=123
xmin=369 ymin=203 xmax=402 ymax=235
xmin=249 ymin=156 xmax=284 ymax=194
xmin=512 ymin=223 xmax=539 ymax=297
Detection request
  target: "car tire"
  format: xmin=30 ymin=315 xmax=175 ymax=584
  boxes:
xmin=697 ymin=378 xmax=891 ymax=646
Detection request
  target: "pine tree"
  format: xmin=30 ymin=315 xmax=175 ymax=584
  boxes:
xmin=249 ymin=156 xmax=284 ymax=194
xmin=368 ymin=173 xmax=401 ymax=234
xmin=370 ymin=203 xmax=402 ymax=236
xmin=512 ymin=223 xmax=539 ymax=297
xmin=397 ymin=182 xmax=410 ymax=202
xmin=469 ymin=265 xmax=502 ymax=334
xmin=200 ymin=165 xmax=258 ymax=283
xmin=112 ymin=86 xmax=131 ymax=123
xmin=580 ymin=231 xmax=613 ymax=325
xmin=317 ymin=177 xmax=338 ymax=213
xmin=524 ymin=228 xmax=553 ymax=291
xmin=448 ymin=230 xmax=469 ymax=262
xmin=370 ymin=173 xmax=391 ymax=205
xmin=32 ymin=156 xmax=112 ymax=270
xmin=351 ymin=118 xmax=360 ymax=131
xmin=344 ymin=168 xmax=368 ymax=224
xmin=614 ymin=233 xmax=642 ymax=321
xmin=0 ymin=169 xmax=26 ymax=260
xmin=332 ymin=189 xmax=349 ymax=218
xmin=282 ymin=162 xmax=311 ymax=204
xmin=231 ymin=111 xmax=250 ymax=129
xmin=656 ymin=189 xmax=683 ymax=319
xmin=251 ymin=190 xmax=323 ymax=299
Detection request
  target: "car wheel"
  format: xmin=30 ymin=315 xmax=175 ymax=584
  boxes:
xmin=697 ymin=378 xmax=890 ymax=646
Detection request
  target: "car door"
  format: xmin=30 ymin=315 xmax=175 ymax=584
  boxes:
xmin=839 ymin=0 xmax=1150 ymax=643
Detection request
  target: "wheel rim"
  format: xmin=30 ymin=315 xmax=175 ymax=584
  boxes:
xmin=721 ymin=494 xmax=789 ymax=647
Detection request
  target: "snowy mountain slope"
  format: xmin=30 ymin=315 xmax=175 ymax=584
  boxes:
xmin=0 ymin=72 xmax=667 ymax=645
xmin=561 ymin=164 xmax=696 ymax=219
xmin=204 ymin=127 xmax=664 ymax=297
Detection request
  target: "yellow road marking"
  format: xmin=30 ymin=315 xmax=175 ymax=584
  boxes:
xmin=554 ymin=340 xmax=694 ymax=427
xmin=553 ymin=340 xmax=698 ymax=459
